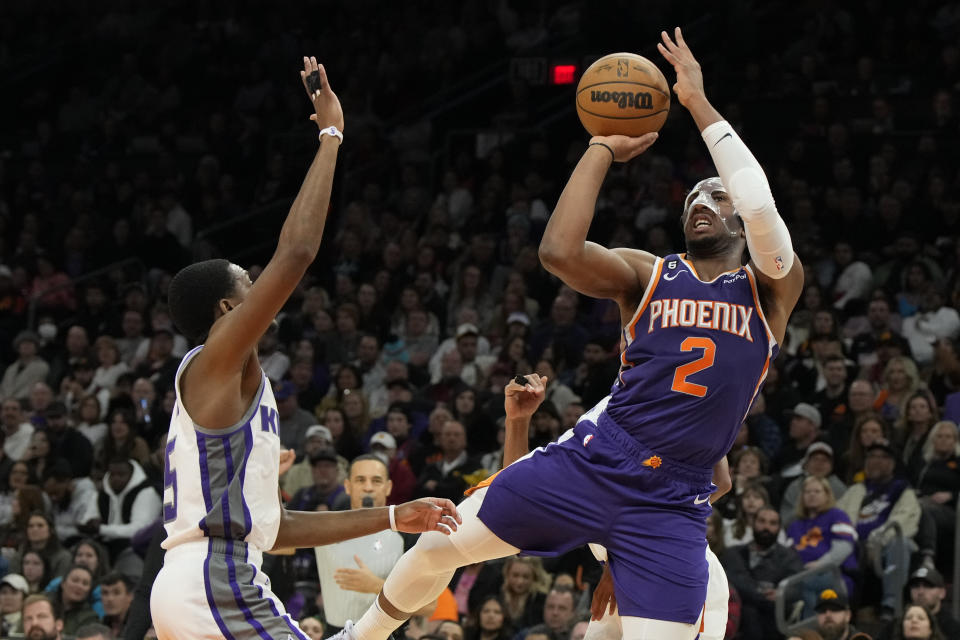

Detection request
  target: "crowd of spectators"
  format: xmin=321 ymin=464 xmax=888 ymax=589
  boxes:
xmin=1 ymin=1 xmax=960 ymax=639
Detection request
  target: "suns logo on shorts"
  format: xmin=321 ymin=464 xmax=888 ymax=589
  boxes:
xmin=582 ymin=434 xmax=594 ymax=447
xmin=642 ymin=455 xmax=662 ymax=469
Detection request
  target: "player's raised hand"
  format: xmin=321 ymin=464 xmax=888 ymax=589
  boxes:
xmin=657 ymin=27 xmax=706 ymax=108
xmin=589 ymin=132 xmax=658 ymax=163
xmin=300 ymin=56 xmax=344 ymax=131
xmin=505 ymin=373 xmax=548 ymax=421
xmin=278 ymin=448 xmax=296 ymax=476
xmin=395 ymin=498 xmax=462 ymax=535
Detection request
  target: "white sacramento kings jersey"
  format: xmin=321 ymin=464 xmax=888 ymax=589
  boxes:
xmin=161 ymin=346 xmax=282 ymax=552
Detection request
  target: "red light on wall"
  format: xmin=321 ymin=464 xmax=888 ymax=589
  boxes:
xmin=551 ymin=64 xmax=576 ymax=85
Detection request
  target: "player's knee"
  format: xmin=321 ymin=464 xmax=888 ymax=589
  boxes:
xmin=728 ymin=167 xmax=771 ymax=217
xmin=408 ymin=533 xmax=467 ymax=575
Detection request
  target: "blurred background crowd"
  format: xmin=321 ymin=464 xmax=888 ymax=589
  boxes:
xmin=1 ymin=0 xmax=960 ymax=639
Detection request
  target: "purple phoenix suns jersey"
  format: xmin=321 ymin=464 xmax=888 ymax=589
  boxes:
xmin=605 ymin=253 xmax=779 ymax=469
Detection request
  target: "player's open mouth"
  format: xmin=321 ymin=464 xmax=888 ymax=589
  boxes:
xmin=691 ymin=213 xmax=713 ymax=229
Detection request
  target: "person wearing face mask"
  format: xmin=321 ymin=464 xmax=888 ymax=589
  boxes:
xmin=720 ymin=507 xmax=804 ymax=640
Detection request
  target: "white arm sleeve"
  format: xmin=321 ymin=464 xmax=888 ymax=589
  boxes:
xmin=701 ymin=120 xmax=794 ymax=279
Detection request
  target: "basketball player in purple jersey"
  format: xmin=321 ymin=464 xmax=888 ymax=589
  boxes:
xmin=150 ymin=58 xmax=460 ymax=640
xmin=340 ymin=28 xmax=803 ymax=640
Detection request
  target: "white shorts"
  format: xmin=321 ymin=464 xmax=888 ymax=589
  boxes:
xmin=151 ymin=539 xmax=309 ymax=640
xmin=585 ymin=545 xmax=728 ymax=640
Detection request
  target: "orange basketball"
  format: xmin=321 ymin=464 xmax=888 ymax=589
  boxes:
xmin=575 ymin=53 xmax=670 ymax=137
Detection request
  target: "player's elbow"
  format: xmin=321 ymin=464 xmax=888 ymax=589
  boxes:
xmin=728 ymin=167 xmax=772 ymax=218
xmin=538 ymin=241 xmax=576 ymax=274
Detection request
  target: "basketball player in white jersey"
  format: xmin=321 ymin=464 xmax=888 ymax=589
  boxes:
xmin=149 ymin=57 xmax=460 ymax=640
xmin=496 ymin=373 xmax=731 ymax=640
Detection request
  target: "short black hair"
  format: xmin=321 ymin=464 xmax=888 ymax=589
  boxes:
xmin=348 ymin=454 xmax=390 ymax=479
xmin=100 ymin=571 xmax=135 ymax=592
xmin=168 ymin=259 xmax=238 ymax=343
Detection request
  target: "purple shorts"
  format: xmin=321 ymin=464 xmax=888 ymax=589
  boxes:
xmin=477 ymin=407 xmax=715 ymax=623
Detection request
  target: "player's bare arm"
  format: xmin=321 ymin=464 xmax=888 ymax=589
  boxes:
xmin=184 ymin=57 xmax=345 ymax=428
xmin=539 ymin=133 xmax=658 ymax=313
xmin=271 ymin=497 xmax=462 ymax=550
xmin=659 ymin=27 xmax=803 ymax=344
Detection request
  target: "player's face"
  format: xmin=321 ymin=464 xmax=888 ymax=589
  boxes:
xmin=681 ymin=178 xmax=740 ymax=240
xmin=345 ymin=459 xmax=391 ymax=509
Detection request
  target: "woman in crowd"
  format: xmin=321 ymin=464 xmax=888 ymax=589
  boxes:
xmin=452 ymin=385 xmax=496 ymax=455
xmin=45 ymin=538 xmax=110 ymax=618
xmin=785 ymin=477 xmax=858 ymax=612
xmin=321 ymin=406 xmax=362 ymax=461
xmin=23 ymin=430 xmax=55 ymax=482
xmin=875 ymin=356 xmax=922 ymax=423
xmin=915 ymin=420 xmax=960 ymax=569
xmin=9 ymin=512 xmax=71 ymax=579
xmin=297 ymin=615 xmax=325 ymax=640
xmin=465 ymin=595 xmax=513 ymax=640
xmin=723 ymin=482 xmax=774 ymax=547
xmin=0 ymin=462 xmax=34 ymax=535
xmin=897 ymin=390 xmax=939 ymax=477
xmin=892 ymin=603 xmax=945 ymax=640
xmin=20 ymin=550 xmax=51 ymax=594
xmin=340 ymin=388 xmax=372 ymax=439
xmin=844 ymin=413 xmax=890 ymax=484
xmin=91 ymin=336 xmax=129 ymax=394
xmin=95 ymin=408 xmax=151 ymax=473
xmin=74 ymin=394 xmax=108 ymax=448
xmin=315 ymin=364 xmax=363 ymax=417
xmin=53 ymin=564 xmax=99 ymax=636
xmin=499 ymin=557 xmax=549 ymax=631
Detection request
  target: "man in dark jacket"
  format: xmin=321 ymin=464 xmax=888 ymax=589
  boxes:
xmin=721 ymin=507 xmax=805 ymax=640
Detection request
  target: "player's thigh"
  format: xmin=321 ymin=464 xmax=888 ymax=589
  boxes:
xmin=702 ymin=548 xmax=729 ymax=640
xmin=620 ymin=613 xmax=702 ymax=640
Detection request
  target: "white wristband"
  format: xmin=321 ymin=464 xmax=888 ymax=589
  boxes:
xmin=388 ymin=504 xmax=397 ymax=531
xmin=318 ymin=126 xmax=343 ymax=144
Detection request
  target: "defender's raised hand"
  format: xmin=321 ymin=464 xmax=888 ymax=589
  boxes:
xmin=505 ymin=373 xmax=548 ymax=421
xmin=657 ymin=27 xmax=706 ymax=108
xmin=300 ymin=56 xmax=344 ymax=131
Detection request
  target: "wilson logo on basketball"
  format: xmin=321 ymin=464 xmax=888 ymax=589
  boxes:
xmin=589 ymin=90 xmax=653 ymax=110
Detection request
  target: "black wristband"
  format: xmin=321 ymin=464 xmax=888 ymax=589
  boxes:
xmin=589 ymin=141 xmax=615 ymax=162
xmin=306 ymin=70 xmax=322 ymax=93
xmin=514 ymin=375 xmax=528 ymax=386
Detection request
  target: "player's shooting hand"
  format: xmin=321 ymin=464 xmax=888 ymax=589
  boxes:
xmin=333 ymin=555 xmax=384 ymax=593
xmin=300 ymin=56 xmax=344 ymax=131
xmin=590 ymin=564 xmax=617 ymax=620
xmin=657 ymin=27 xmax=706 ymax=108
xmin=589 ymin=133 xmax=658 ymax=163
xmin=395 ymin=498 xmax=462 ymax=535
xmin=278 ymin=448 xmax=296 ymax=476
xmin=505 ymin=373 xmax=549 ymax=421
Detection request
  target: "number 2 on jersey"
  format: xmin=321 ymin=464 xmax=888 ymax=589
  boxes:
xmin=671 ymin=337 xmax=716 ymax=397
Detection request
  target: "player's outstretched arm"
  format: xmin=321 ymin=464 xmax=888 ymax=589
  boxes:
xmin=658 ymin=28 xmax=803 ymax=342
xmin=271 ymin=497 xmax=461 ymax=550
xmin=539 ymin=135 xmax=658 ymax=306
xmin=200 ymin=57 xmax=344 ymax=377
